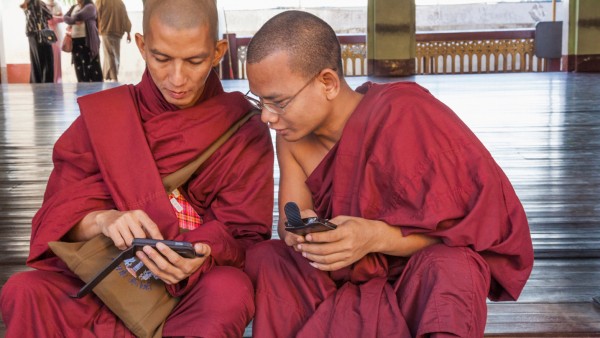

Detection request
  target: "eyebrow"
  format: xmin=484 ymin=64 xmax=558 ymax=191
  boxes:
xmin=149 ymin=48 xmax=211 ymax=60
xmin=250 ymin=90 xmax=285 ymax=102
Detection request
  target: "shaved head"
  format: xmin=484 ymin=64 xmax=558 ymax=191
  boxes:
xmin=143 ymin=0 xmax=218 ymax=41
xmin=247 ymin=10 xmax=342 ymax=79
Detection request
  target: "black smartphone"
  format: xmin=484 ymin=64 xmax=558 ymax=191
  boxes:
xmin=284 ymin=217 xmax=337 ymax=236
xmin=131 ymin=238 xmax=203 ymax=258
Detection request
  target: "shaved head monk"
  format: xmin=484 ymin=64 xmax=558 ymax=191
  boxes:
xmin=244 ymin=10 xmax=534 ymax=338
xmin=1 ymin=0 xmax=273 ymax=337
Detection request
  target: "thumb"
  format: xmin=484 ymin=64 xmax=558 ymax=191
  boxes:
xmin=194 ymin=243 xmax=211 ymax=258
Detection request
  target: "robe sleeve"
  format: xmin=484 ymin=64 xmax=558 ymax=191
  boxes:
xmin=380 ymin=94 xmax=532 ymax=301
xmin=28 ymin=117 xmax=116 ymax=269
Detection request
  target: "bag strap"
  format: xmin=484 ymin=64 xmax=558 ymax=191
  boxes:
xmin=70 ymin=242 xmax=135 ymax=298
xmin=161 ymin=109 xmax=260 ymax=193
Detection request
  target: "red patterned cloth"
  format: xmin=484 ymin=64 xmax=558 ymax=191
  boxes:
xmin=168 ymin=189 xmax=202 ymax=231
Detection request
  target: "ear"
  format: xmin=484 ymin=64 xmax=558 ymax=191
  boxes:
xmin=135 ymin=33 xmax=147 ymax=62
xmin=319 ymin=69 xmax=341 ymax=101
xmin=212 ymin=39 xmax=229 ymax=68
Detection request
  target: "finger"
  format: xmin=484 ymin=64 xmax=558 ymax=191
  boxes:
xmin=108 ymin=227 xmax=128 ymax=250
xmin=134 ymin=211 xmax=163 ymax=240
xmin=309 ymin=260 xmax=347 ymax=272
xmin=137 ymin=247 xmax=180 ymax=284
xmin=305 ymin=225 xmax=341 ymax=243
xmin=284 ymin=233 xmax=305 ymax=246
xmin=302 ymin=250 xmax=348 ymax=266
xmin=297 ymin=242 xmax=342 ymax=257
xmin=127 ymin=220 xmax=148 ymax=241
xmin=155 ymin=242 xmax=185 ymax=266
xmin=300 ymin=209 xmax=318 ymax=218
xmin=120 ymin=226 xmax=138 ymax=248
xmin=328 ymin=215 xmax=351 ymax=225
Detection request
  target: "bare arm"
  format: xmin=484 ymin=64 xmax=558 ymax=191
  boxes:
xmin=276 ymin=135 xmax=314 ymax=245
xmin=66 ymin=209 xmax=163 ymax=249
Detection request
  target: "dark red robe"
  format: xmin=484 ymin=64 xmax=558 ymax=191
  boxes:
xmin=1 ymin=70 xmax=273 ymax=337
xmin=246 ymin=81 xmax=533 ymax=337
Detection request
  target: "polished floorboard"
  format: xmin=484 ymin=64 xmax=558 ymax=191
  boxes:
xmin=1 ymin=72 xmax=600 ymax=336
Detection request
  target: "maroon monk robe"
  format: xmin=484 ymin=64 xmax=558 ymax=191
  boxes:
xmin=1 ymin=70 xmax=273 ymax=337
xmin=246 ymin=81 xmax=533 ymax=337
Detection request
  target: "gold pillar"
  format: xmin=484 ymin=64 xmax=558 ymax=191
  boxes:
xmin=563 ymin=0 xmax=600 ymax=72
xmin=367 ymin=0 xmax=416 ymax=76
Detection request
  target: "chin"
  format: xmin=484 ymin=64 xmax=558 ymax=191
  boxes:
xmin=281 ymin=133 xmax=304 ymax=143
xmin=167 ymin=97 xmax=193 ymax=110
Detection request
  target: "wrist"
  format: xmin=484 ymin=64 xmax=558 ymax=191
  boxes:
xmin=370 ymin=220 xmax=389 ymax=253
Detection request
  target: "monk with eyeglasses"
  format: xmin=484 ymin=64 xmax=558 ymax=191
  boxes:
xmin=244 ymin=10 xmax=534 ymax=338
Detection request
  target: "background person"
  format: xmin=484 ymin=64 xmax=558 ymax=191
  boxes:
xmin=63 ymin=0 xmax=103 ymax=82
xmin=21 ymin=0 xmax=54 ymax=83
xmin=97 ymin=0 xmax=132 ymax=82
xmin=45 ymin=0 xmax=63 ymax=83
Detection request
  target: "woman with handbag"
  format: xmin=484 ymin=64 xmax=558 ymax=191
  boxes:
xmin=20 ymin=0 xmax=54 ymax=83
xmin=63 ymin=0 xmax=103 ymax=82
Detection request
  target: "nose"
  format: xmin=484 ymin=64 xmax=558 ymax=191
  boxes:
xmin=260 ymin=107 xmax=279 ymax=125
xmin=169 ymin=61 xmax=186 ymax=87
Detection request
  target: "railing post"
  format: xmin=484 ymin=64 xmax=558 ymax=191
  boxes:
xmin=222 ymin=33 xmax=238 ymax=80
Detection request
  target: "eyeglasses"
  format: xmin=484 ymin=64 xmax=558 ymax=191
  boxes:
xmin=244 ymin=72 xmax=320 ymax=115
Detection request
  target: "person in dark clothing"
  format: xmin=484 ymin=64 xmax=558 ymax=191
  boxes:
xmin=21 ymin=0 xmax=54 ymax=83
xmin=64 ymin=0 xmax=103 ymax=82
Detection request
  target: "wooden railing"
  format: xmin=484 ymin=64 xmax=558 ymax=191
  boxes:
xmin=416 ymin=30 xmax=552 ymax=74
xmin=220 ymin=29 xmax=552 ymax=78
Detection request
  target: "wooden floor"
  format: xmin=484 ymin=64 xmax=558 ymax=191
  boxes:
xmin=1 ymin=72 xmax=600 ymax=337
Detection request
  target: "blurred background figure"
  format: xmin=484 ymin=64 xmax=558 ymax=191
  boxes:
xmin=63 ymin=0 xmax=103 ymax=82
xmin=21 ymin=0 xmax=54 ymax=83
xmin=96 ymin=0 xmax=131 ymax=82
xmin=45 ymin=0 xmax=63 ymax=83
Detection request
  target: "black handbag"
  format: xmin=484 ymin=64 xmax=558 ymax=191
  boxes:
xmin=36 ymin=3 xmax=56 ymax=45
xmin=39 ymin=27 xmax=58 ymax=44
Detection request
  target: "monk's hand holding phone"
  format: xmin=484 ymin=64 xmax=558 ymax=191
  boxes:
xmin=299 ymin=215 xmax=385 ymax=272
xmin=135 ymin=238 xmax=211 ymax=285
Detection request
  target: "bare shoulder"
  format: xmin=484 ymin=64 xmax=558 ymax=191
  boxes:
xmin=276 ymin=134 xmax=330 ymax=179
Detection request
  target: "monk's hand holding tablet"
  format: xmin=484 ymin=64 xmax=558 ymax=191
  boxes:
xmin=77 ymin=208 xmax=212 ymax=285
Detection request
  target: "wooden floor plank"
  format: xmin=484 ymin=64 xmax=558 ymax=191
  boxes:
xmin=1 ymin=73 xmax=600 ymax=336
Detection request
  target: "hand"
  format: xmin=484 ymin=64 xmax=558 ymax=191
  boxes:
xmin=135 ymin=242 xmax=211 ymax=285
xmin=95 ymin=209 xmax=163 ymax=249
xmin=297 ymin=215 xmax=382 ymax=271
xmin=281 ymin=208 xmax=318 ymax=250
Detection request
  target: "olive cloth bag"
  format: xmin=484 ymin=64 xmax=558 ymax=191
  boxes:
xmin=49 ymin=235 xmax=172 ymax=338
xmin=48 ymin=109 xmax=259 ymax=338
